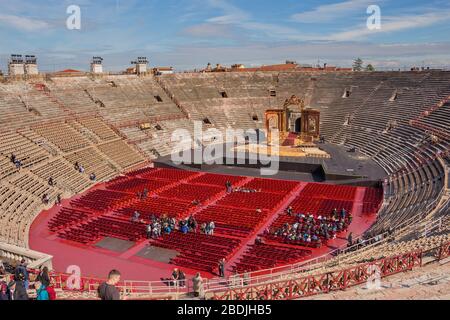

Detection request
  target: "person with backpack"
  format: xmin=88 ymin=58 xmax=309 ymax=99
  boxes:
xmin=15 ymin=259 xmax=29 ymax=290
xmin=36 ymin=267 xmax=51 ymax=287
xmin=35 ymin=266 xmax=51 ymax=300
xmin=36 ymin=281 xmax=49 ymax=300
xmin=10 ymin=274 xmax=28 ymax=300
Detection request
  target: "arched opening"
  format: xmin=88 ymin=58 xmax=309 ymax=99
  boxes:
xmin=295 ymin=117 xmax=302 ymax=133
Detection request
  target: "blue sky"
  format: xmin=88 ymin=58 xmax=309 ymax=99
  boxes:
xmin=0 ymin=0 xmax=450 ymax=72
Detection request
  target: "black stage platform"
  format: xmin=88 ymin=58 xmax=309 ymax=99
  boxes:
xmin=154 ymin=143 xmax=386 ymax=187
xmin=95 ymin=237 xmax=136 ymax=252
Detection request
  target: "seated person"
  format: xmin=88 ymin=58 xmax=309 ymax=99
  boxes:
xmin=131 ymin=211 xmax=140 ymax=222
xmin=14 ymin=160 xmax=22 ymax=169
xmin=181 ymin=224 xmax=189 ymax=234
xmin=48 ymin=177 xmax=55 ymax=186
xmin=42 ymin=194 xmax=50 ymax=205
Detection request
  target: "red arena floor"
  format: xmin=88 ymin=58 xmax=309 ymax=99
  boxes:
xmin=29 ymin=167 xmax=381 ymax=282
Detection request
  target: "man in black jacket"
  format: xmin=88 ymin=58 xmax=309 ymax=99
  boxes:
xmin=9 ymin=274 xmax=29 ymax=301
xmin=98 ymin=270 xmax=121 ymax=300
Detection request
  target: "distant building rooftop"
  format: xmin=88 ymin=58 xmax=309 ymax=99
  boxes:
xmin=58 ymin=69 xmax=83 ymax=73
xmin=49 ymin=69 xmax=86 ymax=77
xmin=204 ymin=61 xmax=353 ymax=73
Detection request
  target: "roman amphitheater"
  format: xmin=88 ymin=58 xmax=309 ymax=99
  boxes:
xmin=0 ymin=59 xmax=449 ymax=300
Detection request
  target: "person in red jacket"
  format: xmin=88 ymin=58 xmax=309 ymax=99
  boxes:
xmin=46 ymin=279 xmax=57 ymax=300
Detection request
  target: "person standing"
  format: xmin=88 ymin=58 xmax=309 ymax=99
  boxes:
xmin=46 ymin=279 xmax=57 ymax=300
xmin=15 ymin=259 xmax=29 ymax=290
xmin=209 ymin=221 xmax=215 ymax=236
xmin=10 ymin=275 xmax=28 ymax=300
xmin=347 ymin=232 xmax=353 ymax=247
xmin=146 ymin=223 xmax=152 ymax=239
xmin=98 ymin=270 xmax=121 ymax=300
xmin=36 ymin=266 xmax=51 ymax=287
xmin=218 ymin=258 xmax=226 ymax=278
xmin=286 ymin=206 xmax=293 ymax=216
xmin=178 ymin=270 xmax=186 ymax=288
xmin=192 ymin=273 xmax=204 ymax=298
xmin=55 ymin=194 xmax=62 ymax=206
xmin=243 ymin=271 xmax=250 ymax=286
xmin=225 ymin=181 xmax=232 ymax=193
xmin=171 ymin=268 xmax=179 ymax=287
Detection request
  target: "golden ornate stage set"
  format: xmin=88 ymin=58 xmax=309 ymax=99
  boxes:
xmin=234 ymin=95 xmax=330 ymax=158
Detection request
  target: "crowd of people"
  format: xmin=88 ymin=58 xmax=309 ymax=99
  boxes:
xmin=134 ymin=213 xmax=216 ymax=239
xmin=225 ymin=180 xmax=260 ymax=194
xmin=142 ymin=214 xmax=178 ymax=238
xmin=266 ymin=207 xmax=353 ymax=245
xmin=129 ymin=180 xmax=263 ymax=241
xmin=0 ymin=256 xmax=254 ymax=301
xmin=0 ymin=259 xmax=56 ymax=300
xmin=0 ymin=259 xmax=247 ymax=300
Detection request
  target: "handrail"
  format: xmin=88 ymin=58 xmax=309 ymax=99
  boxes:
xmin=0 ymin=242 xmax=53 ymax=269
xmin=205 ymin=247 xmax=438 ymax=300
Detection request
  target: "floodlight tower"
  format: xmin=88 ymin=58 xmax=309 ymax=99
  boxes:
xmin=8 ymin=54 xmax=25 ymax=76
xmin=131 ymin=56 xmax=149 ymax=75
xmin=24 ymin=55 xmax=38 ymax=75
xmin=90 ymin=56 xmax=104 ymax=74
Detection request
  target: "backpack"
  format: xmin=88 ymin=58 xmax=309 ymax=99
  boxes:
xmin=37 ymin=285 xmax=49 ymax=300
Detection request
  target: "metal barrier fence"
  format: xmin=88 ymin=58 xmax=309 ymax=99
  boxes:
xmin=205 ymin=241 xmax=450 ymax=300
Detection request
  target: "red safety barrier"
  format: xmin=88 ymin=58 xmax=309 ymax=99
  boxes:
xmin=208 ymin=250 xmax=423 ymax=300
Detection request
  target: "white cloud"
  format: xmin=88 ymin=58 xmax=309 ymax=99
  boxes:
xmin=206 ymin=0 xmax=249 ymax=24
xmin=185 ymin=0 xmax=450 ymax=44
xmin=144 ymin=41 xmax=450 ymax=71
xmin=183 ymin=23 xmax=235 ymax=38
xmin=0 ymin=14 xmax=50 ymax=31
xmin=189 ymin=0 xmax=313 ymax=41
xmin=291 ymin=0 xmax=375 ymax=23
xmin=327 ymin=11 xmax=450 ymax=41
